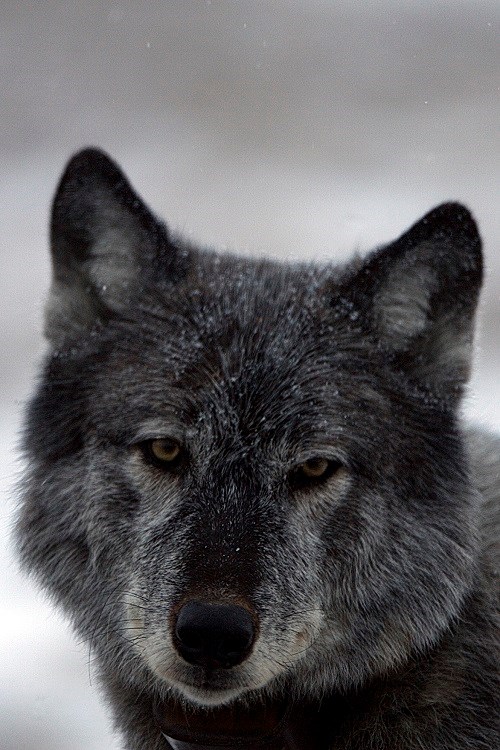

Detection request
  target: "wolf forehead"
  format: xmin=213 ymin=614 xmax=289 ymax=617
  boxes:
xmin=89 ymin=258 xmax=382 ymax=447
xmin=102 ymin=255 xmax=359 ymax=373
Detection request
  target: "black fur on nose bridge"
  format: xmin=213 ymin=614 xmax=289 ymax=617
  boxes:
xmin=180 ymin=503 xmax=267 ymax=599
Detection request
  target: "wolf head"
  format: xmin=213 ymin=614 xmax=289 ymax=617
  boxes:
xmin=18 ymin=149 xmax=483 ymax=709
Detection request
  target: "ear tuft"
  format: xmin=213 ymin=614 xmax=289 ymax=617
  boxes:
xmin=397 ymin=202 xmax=481 ymax=250
xmin=341 ymin=202 xmax=483 ymax=398
xmin=46 ymin=148 xmax=179 ymax=343
xmin=50 ymin=148 xmax=162 ymax=267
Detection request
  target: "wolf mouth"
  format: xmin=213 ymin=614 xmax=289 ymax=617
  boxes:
xmin=163 ymin=663 xmax=251 ymax=702
xmin=180 ymin=673 xmax=244 ymax=692
xmin=171 ymin=680 xmax=248 ymax=707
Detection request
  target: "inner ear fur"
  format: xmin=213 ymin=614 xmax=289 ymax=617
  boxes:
xmin=46 ymin=148 xmax=182 ymax=342
xmin=339 ymin=203 xmax=483 ymax=396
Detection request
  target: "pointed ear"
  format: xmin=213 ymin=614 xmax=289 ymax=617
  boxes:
xmin=342 ymin=203 xmax=483 ymax=396
xmin=46 ymin=148 xmax=185 ymax=342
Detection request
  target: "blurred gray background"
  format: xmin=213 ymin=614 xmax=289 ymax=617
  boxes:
xmin=1 ymin=2 xmax=498 ymax=748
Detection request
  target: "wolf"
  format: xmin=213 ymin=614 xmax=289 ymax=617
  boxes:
xmin=17 ymin=148 xmax=499 ymax=749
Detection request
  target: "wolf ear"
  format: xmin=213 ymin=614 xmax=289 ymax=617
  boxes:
xmin=46 ymin=148 xmax=183 ymax=342
xmin=343 ymin=203 xmax=483 ymax=396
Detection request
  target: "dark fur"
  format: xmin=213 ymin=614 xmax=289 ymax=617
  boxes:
xmin=17 ymin=149 xmax=499 ymax=748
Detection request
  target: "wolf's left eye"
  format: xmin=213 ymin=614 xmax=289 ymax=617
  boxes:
xmin=141 ymin=438 xmax=185 ymax=470
xmin=289 ymin=457 xmax=342 ymax=490
xmin=300 ymin=457 xmax=331 ymax=478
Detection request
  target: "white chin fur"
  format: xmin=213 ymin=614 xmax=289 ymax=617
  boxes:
xmin=173 ymin=682 xmax=246 ymax=707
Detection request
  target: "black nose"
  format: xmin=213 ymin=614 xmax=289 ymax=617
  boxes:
xmin=174 ymin=601 xmax=255 ymax=669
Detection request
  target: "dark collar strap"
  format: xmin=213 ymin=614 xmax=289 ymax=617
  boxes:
xmin=155 ymin=697 xmax=329 ymax=749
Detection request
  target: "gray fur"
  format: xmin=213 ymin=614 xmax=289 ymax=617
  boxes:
xmin=17 ymin=149 xmax=499 ymax=749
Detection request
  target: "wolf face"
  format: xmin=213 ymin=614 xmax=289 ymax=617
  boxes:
xmin=18 ymin=150 xmax=483 ymax=714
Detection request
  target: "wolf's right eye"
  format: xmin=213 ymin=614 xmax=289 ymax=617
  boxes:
xmin=141 ymin=438 xmax=185 ymax=471
xmin=289 ymin=457 xmax=343 ymax=491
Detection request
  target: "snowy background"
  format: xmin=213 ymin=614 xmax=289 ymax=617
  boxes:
xmin=1 ymin=2 xmax=498 ymax=748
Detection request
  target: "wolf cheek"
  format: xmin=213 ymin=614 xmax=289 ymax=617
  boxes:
xmin=17 ymin=148 xmax=498 ymax=750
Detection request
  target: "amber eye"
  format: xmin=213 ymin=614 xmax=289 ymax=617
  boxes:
xmin=299 ymin=457 xmax=331 ymax=478
xmin=143 ymin=438 xmax=184 ymax=469
xmin=290 ymin=457 xmax=342 ymax=490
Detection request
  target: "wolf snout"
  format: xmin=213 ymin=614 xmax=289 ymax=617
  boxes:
xmin=174 ymin=601 xmax=256 ymax=670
